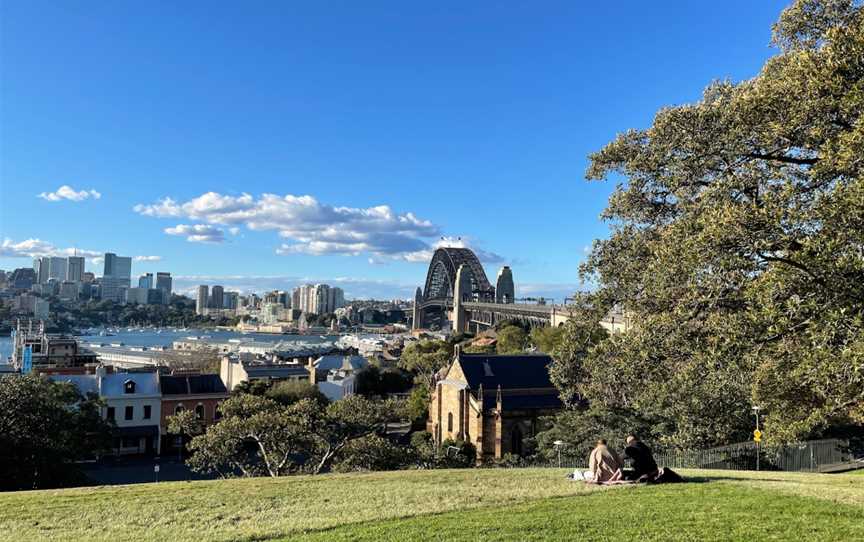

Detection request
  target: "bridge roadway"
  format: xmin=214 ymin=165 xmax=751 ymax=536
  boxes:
xmin=461 ymin=301 xmax=573 ymax=328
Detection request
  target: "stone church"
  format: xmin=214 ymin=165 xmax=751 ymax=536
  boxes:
xmin=427 ymin=347 xmax=563 ymax=461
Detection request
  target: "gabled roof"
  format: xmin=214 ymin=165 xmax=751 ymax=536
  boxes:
xmin=315 ymin=355 xmax=368 ymax=372
xmin=161 ymin=374 xmax=227 ymax=396
xmin=457 ymin=353 xmax=555 ymax=390
xmin=100 ymin=372 xmax=160 ymax=396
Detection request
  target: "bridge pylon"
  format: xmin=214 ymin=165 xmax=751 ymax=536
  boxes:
xmin=412 ymin=287 xmax=423 ymax=330
xmin=452 ymin=264 xmax=471 ymax=334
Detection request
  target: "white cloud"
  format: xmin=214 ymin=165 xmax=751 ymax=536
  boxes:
xmin=135 ymin=192 xmax=442 ymax=258
xmin=133 ymin=197 xmax=182 ymax=217
xmin=0 ymin=238 xmax=102 ymax=259
xmin=38 ymin=185 xmax=101 ymax=202
xmin=133 ymin=255 xmax=162 ymax=262
xmin=164 ymin=224 xmax=225 ymax=243
xmin=400 ymin=236 xmax=506 ymax=264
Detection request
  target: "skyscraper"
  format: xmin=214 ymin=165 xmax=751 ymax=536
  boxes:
xmin=101 ymin=253 xmax=132 ymax=303
xmin=196 ymin=285 xmax=209 ymax=315
xmin=138 ymin=273 xmax=154 ymax=289
xmin=67 ymin=256 xmax=85 ymax=282
xmin=34 ymin=257 xmax=49 ymax=284
xmin=155 ymin=272 xmax=172 ymax=304
xmin=210 ymin=285 xmax=224 ymax=310
xmin=48 ymin=257 xmax=68 ymax=282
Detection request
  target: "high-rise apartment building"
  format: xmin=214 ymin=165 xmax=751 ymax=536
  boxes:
xmin=67 ymin=256 xmax=85 ymax=282
xmin=210 ymin=285 xmax=224 ymax=310
xmin=196 ymin=285 xmax=209 ymax=315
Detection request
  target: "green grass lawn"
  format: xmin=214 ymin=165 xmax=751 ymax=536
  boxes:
xmin=1 ymin=468 xmax=862 ymax=541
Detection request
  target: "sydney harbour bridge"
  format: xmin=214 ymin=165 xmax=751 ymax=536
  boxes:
xmin=411 ymin=247 xmax=576 ymax=333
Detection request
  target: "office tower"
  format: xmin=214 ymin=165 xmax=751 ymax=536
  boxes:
xmin=82 ymin=272 xmax=95 ymax=283
xmin=224 ymin=291 xmax=239 ymax=310
xmin=101 ymin=253 xmax=132 ymax=302
xmin=67 ymin=256 xmax=85 ymax=282
xmin=196 ymin=285 xmax=209 ymax=315
xmin=139 ymin=273 xmax=154 ymax=289
xmin=34 ymin=257 xmax=50 ymax=284
xmin=155 ymin=272 xmax=172 ymax=304
xmin=10 ymin=268 xmax=37 ymax=290
xmin=48 ymin=257 xmax=68 ymax=282
xmin=210 ymin=285 xmax=224 ymax=310
xmin=103 ymin=253 xmax=132 ymax=280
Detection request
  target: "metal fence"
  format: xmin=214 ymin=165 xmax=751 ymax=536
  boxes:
xmin=654 ymin=439 xmax=852 ymax=472
xmin=514 ymin=439 xmax=858 ymax=473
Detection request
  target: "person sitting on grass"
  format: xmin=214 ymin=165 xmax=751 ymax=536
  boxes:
xmin=623 ymin=435 xmax=658 ymax=481
xmin=587 ymin=439 xmax=624 ymax=483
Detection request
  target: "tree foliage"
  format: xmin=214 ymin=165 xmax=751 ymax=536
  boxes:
xmin=496 ymin=325 xmax=529 ymax=354
xmin=185 ymin=393 xmax=401 ymax=477
xmin=552 ymin=0 xmax=864 ymax=447
xmin=0 ymin=375 xmax=113 ymax=490
xmin=529 ymin=325 xmax=566 ymax=354
xmin=398 ymin=340 xmax=452 ymax=391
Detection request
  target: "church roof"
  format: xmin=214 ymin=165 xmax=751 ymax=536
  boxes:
xmin=457 ymin=353 xmax=555 ymax=391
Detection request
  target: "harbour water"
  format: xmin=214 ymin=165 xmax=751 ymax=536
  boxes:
xmin=0 ymin=327 xmax=339 ymax=363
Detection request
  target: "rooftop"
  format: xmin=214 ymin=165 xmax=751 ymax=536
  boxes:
xmin=161 ymin=374 xmax=228 ymax=396
xmin=457 ymin=353 xmax=556 ymax=391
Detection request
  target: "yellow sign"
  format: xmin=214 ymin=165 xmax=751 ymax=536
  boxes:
xmin=753 ymin=429 xmax=763 ymax=442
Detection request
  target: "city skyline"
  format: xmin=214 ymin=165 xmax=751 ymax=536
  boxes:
xmin=0 ymin=1 xmax=789 ymax=300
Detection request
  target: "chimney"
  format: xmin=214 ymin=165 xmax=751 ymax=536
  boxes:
xmin=454 ymin=344 xmax=462 ymax=359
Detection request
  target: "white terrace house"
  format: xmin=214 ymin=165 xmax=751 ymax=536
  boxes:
xmin=52 ymin=369 xmax=162 ymax=455
xmin=100 ymin=370 xmax=162 ymax=455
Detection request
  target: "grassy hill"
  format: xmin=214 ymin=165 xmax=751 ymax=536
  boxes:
xmin=1 ymin=468 xmax=862 ymax=541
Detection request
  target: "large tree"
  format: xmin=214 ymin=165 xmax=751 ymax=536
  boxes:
xmin=184 ymin=394 xmax=400 ymax=477
xmin=553 ymin=0 xmax=864 ymax=447
xmin=0 ymin=375 xmax=113 ymax=490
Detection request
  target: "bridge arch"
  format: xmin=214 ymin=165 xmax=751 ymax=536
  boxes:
xmin=422 ymin=247 xmax=493 ymax=302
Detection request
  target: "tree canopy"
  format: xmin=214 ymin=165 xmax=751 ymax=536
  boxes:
xmin=0 ymin=375 xmax=113 ymax=490
xmin=184 ymin=393 xmax=401 ymax=477
xmin=552 ymin=0 xmax=864 ymax=447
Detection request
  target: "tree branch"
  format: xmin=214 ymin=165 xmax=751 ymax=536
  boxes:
xmin=747 ymin=152 xmax=818 ymax=166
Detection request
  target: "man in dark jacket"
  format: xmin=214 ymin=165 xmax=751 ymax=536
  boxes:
xmin=623 ymin=435 xmax=658 ymax=480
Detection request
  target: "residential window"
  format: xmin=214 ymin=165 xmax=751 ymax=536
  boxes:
xmin=447 ymin=412 xmax=453 ymax=432
xmin=195 ymin=404 xmax=205 ymax=420
xmin=124 ymin=380 xmax=136 ymax=394
xmin=143 ymin=405 xmax=151 ymax=419
xmin=175 ymin=404 xmax=185 ymax=415
xmin=214 ymin=404 xmax=222 ymax=420
xmin=106 ymin=407 xmax=115 ymax=421
xmin=125 ymin=406 xmax=134 ymax=420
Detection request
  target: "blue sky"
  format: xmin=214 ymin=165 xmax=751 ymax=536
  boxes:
xmin=0 ymin=1 xmax=789 ymax=299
